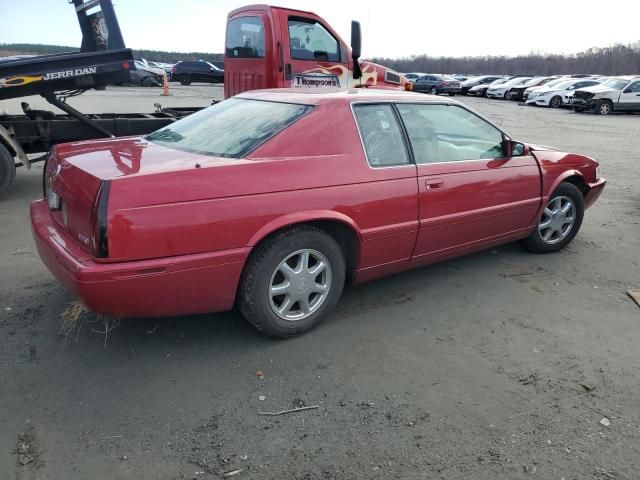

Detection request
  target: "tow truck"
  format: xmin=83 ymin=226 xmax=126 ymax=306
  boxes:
xmin=0 ymin=1 xmax=409 ymax=197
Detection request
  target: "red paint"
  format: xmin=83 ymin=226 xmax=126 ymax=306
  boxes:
xmin=31 ymin=90 xmax=605 ymax=318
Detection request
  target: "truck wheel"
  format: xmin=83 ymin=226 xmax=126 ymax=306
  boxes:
xmin=0 ymin=143 xmax=16 ymax=198
xmin=179 ymin=75 xmax=192 ymax=86
xmin=237 ymin=226 xmax=346 ymax=338
xmin=549 ymin=96 xmax=562 ymax=108
xmin=594 ymin=100 xmax=612 ymax=115
xmin=430 ymin=87 xmax=438 ymax=95
xmin=522 ymin=182 xmax=584 ymax=253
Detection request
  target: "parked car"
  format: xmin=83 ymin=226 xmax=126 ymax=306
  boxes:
xmin=461 ymin=75 xmax=505 ymax=95
xmin=126 ymin=60 xmax=163 ymax=86
xmin=32 ymin=89 xmax=605 ymax=337
xmin=486 ymin=77 xmax=533 ymax=99
xmin=522 ymin=77 xmax=570 ymax=101
xmin=572 ymin=76 xmax=640 ymax=115
xmin=172 ymin=60 xmax=224 ymax=85
xmin=467 ymin=77 xmax=513 ymax=97
xmin=525 ymin=78 xmax=601 ymax=108
xmin=402 ymin=72 xmax=428 ymax=82
xmin=412 ymin=74 xmax=461 ymax=95
xmin=507 ymin=77 xmax=554 ymax=101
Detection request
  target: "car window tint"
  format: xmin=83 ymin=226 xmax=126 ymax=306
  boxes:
xmin=226 ymin=16 xmax=265 ymax=58
xmin=625 ymin=82 xmax=640 ymax=93
xmin=353 ymin=104 xmax=410 ymax=167
xmin=288 ymin=18 xmax=340 ymax=62
xmin=147 ymin=99 xmax=311 ymax=158
xmin=397 ymin=104 xmax=505 ymax=164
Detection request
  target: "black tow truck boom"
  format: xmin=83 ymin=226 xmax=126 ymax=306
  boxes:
xmin=0 ymin=0 xmax=197 ymax=197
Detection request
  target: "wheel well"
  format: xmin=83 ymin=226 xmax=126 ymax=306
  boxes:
xmin=562 ymin=175 xmax=588 ymax=196
xmin=252 ymin=220 xmax=360 ymax=283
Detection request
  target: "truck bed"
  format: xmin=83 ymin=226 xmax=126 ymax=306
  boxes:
xmin=0 ymin=48 xmax=135 ymax=101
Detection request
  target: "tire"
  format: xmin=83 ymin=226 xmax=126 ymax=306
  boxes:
xmin=594 ymin=99 xmax=612 ymax=115
xmin=549 ymin=96 xmax=562 ymax=108
xmin=505 ymin=91 xmax=512 ymax=100
xmin=179 ymin=75 xmax=191 ymax=86
xmin=237 ymin=226 xmax=346 ymax=338
xmin=0 ymin=143 xmax=16 ymax=198
xmin=522 ymin=182 xmax=584 ymax=253
xmin=430 ymin=87 xmax=438 ymax=95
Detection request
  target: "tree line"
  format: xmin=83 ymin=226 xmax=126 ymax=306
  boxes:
xmin=0 ymin=43 xmax=223 ymax=63
xmin=370 ymin=43 xmax=640 ymax=76
xmin=3 ymin=42 xmax=639 ymax=75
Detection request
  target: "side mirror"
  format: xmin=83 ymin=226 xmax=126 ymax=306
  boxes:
xmin=351 ymin=20 xmax=362 ymax=80
xmin=510 ymin=141 xmax=526 ymax=157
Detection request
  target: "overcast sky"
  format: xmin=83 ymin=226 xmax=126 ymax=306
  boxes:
xmin=1 ymin=0 xmax=639 ymax=58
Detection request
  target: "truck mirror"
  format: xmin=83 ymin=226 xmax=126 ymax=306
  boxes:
xmin=351 ymin=20 xmax=362 ymax=80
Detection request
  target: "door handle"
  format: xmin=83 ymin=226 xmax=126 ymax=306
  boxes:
xmin=285 ymin=63 xmax=292 ymax=81
xmin=425 ymin=178 xmax=444 ymax=190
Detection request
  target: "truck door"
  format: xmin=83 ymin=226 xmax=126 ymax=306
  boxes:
xmin=276 ymin=10 xmax=350 ymax=89
xmin=619 ymin=81 xmax=640 ymax=111
xmin=224 ymin=14 xmax=272 ymax=98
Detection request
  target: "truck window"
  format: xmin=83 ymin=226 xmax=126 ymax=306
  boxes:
xmin=226 ymin=16 xmax=265 ymax=58
xmin=288 ymin=17 xmax=340 ymax=62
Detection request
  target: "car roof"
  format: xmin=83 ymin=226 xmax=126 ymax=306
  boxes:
xmin=236 ymin=88 xmax=463 ymax=106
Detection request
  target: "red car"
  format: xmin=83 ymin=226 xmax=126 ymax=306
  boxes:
xmin=32 ymin=89 xmax=605 ymax=337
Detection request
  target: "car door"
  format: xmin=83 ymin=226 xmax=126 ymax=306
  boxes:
xmin=619 ymin=81 xmax=640 ymax=110
xmin=395 ymin=103 xmax=541 ymax=263
xmin=278 ymin=12 xmax=348 ymax=88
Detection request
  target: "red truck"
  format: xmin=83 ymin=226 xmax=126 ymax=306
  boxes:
xmin=224 ymin=4 xmax=410 ymax=97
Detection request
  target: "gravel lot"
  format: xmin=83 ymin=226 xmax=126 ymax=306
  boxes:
xmin=1 ymin=85 xmax=639 ymax=480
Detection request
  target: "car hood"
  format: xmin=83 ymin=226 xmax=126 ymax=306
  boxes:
xmin=577 ymin=84 xmax=618 ymax=94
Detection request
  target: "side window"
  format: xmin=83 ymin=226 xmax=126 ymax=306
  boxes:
xmin=353 ymin=104 xmax=410 ymax=167
xmin=225 ymin=16 xmax=265 ymax=58
xmin=397 ymin=104 xmax=505 ymax=164
xmin=288 ymin=18 xmax=340 ymax=62
xmin=625 ymin=82 xmax=640 ymax=93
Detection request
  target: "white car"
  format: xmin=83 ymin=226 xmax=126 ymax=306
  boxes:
xmin=468 ymin=77 xmax=511 ymax=97
xmin=486 ymin=77 xmax=532 ymax=98
xmin=402 ymin=72 xmax=428 ymax=82
xmin=526 ymin=78 xmax=601 ymax=108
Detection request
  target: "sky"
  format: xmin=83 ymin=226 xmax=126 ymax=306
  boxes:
xmin=1 ymin=0 xmax=639 ymax=58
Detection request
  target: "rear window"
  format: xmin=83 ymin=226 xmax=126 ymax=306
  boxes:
xmin=226 ymin=16 xmax=265 ymax=58
xmin=146 ymin=99 xmax=312 ymax=158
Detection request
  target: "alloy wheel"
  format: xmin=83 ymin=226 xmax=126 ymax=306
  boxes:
xmin=538 ymin=196 xmax=576 ymax=245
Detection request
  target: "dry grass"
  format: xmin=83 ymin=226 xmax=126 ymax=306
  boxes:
xmin=59 ymin=300 xmax=120 ymax=347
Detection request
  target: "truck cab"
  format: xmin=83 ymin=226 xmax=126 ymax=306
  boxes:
xmin=224 ymin=5 xmax=409 ymax=98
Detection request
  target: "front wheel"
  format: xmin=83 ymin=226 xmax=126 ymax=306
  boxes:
xmin=522 ymin=182 xmax=584 ymax=253
xmin=237 ymin=226 xmax=346 ymax=338
xmin=549 ymin=96 xmax=562 ymax=108
xmin=179 ymin=75 xmax=192 ymax=85
xmin=430 ymin=87 xmax=438 ymax=95
xmin=594 ymin=100 xmax=612 ymax=115
xmin=0 ymin=143 xmax=16 ymax=198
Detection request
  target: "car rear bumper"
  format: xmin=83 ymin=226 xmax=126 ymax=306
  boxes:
xmin=585 ymin=178 xmax=606 ymax=209
xmin=31 ymin=200 xmax=249 ymax=318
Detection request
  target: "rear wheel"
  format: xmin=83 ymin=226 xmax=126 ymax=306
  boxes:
xmin=523 ymin=182 xmax=584 ymax=253
xmin=430 ymin=87 xmax=438 ymax=95
xmin=238 ymin=226 xmax=346 ymax=338
xmin=179 ymin=74 xmax=192 ymax=86
xmin=549 ymin=96 xmax=562 ymax=108
xmin=594 ymin=99 xmax=612 ymax=115
xmin=0 ymin=143 xmax=16 ymax=198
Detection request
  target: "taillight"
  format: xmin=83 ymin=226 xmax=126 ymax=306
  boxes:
xmin=172 ymin=66 xmax=176 ymax=73
xmin=442 ymin=82 xmax=449 ymax=86
xmin=90 ymin=180 xmax=110 ymax=258
xmin=404 ymin=82 xmax=413 ymax=91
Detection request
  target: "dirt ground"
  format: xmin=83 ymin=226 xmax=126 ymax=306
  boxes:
xmin=1 ymin=85 xmax=639 ymax=480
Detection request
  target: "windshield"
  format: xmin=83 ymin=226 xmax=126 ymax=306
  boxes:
xmin=522 ymin=78 xmax=543 ymax=87
xmin=547 ymin=80 xmax=574 ymax=91
xmin=146 ymin=99 xmax=313 ymax=158
xmin=603 ymin=78 xmax=630 ymax=90
xmin=544 ymin=78 xmax=568 ymax=88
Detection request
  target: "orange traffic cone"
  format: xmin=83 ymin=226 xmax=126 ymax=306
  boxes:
xmin=161 ymin=73 xmax=170 ymax=96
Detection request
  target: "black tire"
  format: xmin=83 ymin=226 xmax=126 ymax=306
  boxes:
xmin=505 ymin=91 xmax=512 ymax=100
xmin=522 ymin=182 xmax=584 ymax=253
xmin=179 ymin=75 xmax=192 ymax=86
xmin=0 ymin=143 xmax=16 ymax=198
xmin=430 ymin=87 xmax=438 ymax=95
xmin=549 ymin=96 xmax=562 ymax=108
xmin=237 ymin=226 xmax=346 ymax=338
xmin=594 ymin=99 xmax=612 ymax=115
